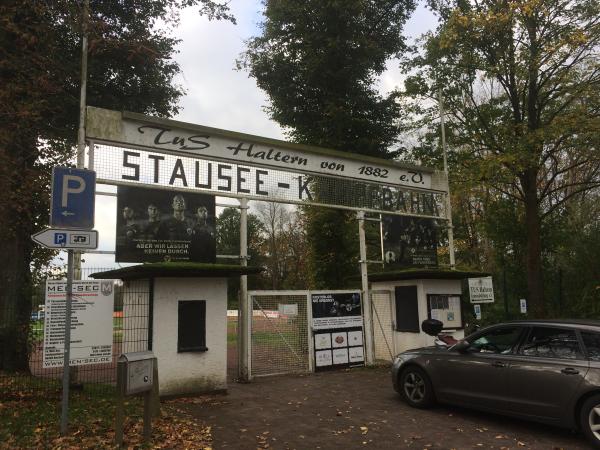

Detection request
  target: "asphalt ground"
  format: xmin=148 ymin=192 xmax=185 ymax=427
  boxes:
xmin=181 ymin=366 xmax=591 ymax=449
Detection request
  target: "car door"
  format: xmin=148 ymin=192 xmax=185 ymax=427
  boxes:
xmin=434 ymin=325 xmax=524 ymax=412
xmin=507 ymin=326 xmax=589 ymax=421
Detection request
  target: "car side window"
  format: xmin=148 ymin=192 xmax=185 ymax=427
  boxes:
xmin=581 ymin=332 xmax=600 ymax=361
xmin=470 ymin=327 xmax=522 ymax=354
xmin=519 ymin=327 xmax=582 ymax=360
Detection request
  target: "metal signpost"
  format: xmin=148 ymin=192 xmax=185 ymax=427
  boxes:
xmin=32 ymin=166 xmax=96 ymax=435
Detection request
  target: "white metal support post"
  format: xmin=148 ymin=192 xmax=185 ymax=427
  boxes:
xmin=238 ymin=198 xmax=250 ymax=381
xmin=438 ymin=88 xmax=456 ymax=269
xmin=60 ymin=250 xmax=74 ymax=435
xmin=357 ymin=211 xmax=374 ymax=365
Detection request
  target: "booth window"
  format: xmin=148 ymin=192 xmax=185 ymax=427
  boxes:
xmin=426 ymin=294 xmax=463 ymax=329
xmin=178 ymin=300 xmax=208 ymax=352
xmin=395 ymin=286 xmax=420 ymax=332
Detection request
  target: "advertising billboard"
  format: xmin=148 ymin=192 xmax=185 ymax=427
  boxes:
xmin=115 ymin=185 xmax=216 ymax=263
xmin=382 ymin=215 xmax=438 ymax=268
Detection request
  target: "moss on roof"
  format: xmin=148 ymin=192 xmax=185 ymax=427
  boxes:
xmin=367 ymin=267 xmax=490 ymax=282
xmin=89 ymin=262 xmax=263 ymax=280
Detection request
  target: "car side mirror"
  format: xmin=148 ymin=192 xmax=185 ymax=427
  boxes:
xmin=452 ymin=340 xmax=470 ymax=353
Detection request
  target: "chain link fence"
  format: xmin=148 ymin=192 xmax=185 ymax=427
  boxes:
xmin=250 ymin=292 xmax=310 ymax=377
xmin=0 ymin=267 xmax=150 ymax=398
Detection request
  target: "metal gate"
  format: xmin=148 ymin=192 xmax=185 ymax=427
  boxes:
xmin=248 ymin=291 xmax=312 ymax=377
xmin=371 ymin=290 xmax=396 ymax=362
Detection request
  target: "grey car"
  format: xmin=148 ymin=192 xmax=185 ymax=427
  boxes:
xmin=392 ymin=319 xmax=600 ymax=448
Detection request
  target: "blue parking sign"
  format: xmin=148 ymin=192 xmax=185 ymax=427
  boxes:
xmin=50 ymin=167 xmax=96 ymax=229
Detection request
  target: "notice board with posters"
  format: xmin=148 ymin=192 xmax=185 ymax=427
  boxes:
xmin=115 ymin=185 xmax=216 ymax=263
xmin=311 ymin=292 xmax=365 ymax=371
xmin=382 ymin=215 xmax=438 ymax=268
xmin=43 ymin=280 xmax=115 ymax=368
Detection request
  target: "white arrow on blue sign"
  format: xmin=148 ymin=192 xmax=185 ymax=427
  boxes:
xmin=50 ymin=167 xmax=96 ymax=229
xmin=31 ymin=228 xmax=98 ymax=249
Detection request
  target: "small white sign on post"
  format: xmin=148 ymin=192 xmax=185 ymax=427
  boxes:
xmin=474 ymin=304 xmax=482 ymax=320
xmin=468 ymin=277 xmax=495 ymax=304
xmin=520 ymin=298 xmax=527 ymax=314
xmin=43 ymin=280 xmax=115 ymax=368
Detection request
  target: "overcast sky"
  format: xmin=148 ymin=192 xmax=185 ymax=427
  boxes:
xmin=79 ymin=0 xmax=438 ymax=269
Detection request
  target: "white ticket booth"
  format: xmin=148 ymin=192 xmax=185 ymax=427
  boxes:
xmin=369 ymin=269 xmax=489 ymax=355
xmin=91 ymin=262 xmax=261 ymax=397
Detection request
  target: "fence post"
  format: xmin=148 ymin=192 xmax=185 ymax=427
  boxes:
xmin=238 ymin=197 xmax=250 ymax=382
xmin=357 ymin=212 xmax=374 ymax=365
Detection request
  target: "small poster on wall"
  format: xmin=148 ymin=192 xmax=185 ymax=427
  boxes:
xmin=332 ymin=348 xmax=349 ymax=365
xmin=314 ymin=333 xmax=332 ymax=350
xmin=115 ymin=186 xmax=216 ymax=263
xmin=331 ymin=331 xmax=348 ymax=348
xmin=349 ymin=346 xmax=364 ymax=363
xmin=315 ymin=350 xmax=333 ymax=367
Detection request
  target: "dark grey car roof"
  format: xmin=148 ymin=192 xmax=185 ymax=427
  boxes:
xmin=489 ymin=319 xmax=600 ymax=330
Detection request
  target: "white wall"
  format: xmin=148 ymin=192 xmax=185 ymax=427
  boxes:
xmin=152 ymin=277 xmax=228 ymax=396
xmin=371 ymin=279 xmax=465 ymax=354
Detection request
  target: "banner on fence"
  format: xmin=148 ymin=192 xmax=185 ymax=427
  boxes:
xmin=311 ymin=292 xmax=365 ymax=370
xmin=43 ymin=280 xmax=115 ymax=368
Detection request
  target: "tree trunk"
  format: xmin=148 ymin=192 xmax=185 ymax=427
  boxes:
xmin=0 ymin=137 xmax=38 ymax=372
xmin=522 ymin=168 xmax=544 ymax=317
xmin=0 ymin=232 xmax=33 ymax=371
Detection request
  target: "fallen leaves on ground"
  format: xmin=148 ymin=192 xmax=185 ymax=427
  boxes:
xmin=1 ymin=396 xmax=213 ymax=449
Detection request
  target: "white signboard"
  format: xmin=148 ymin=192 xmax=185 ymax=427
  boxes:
xmin=520 ymin=298 xmax=527 ymax=314
xmin=315 ymin=350 xmax=333 ymax=367
xmin=474 ymin=304 xmax=482 ymax=320
xmin=332 ymin=348 xmax=349 ymax=365
xmin=31 ymin=228 xmax=98 ymax=249
xmin=278 ymin=303 xmax=298 ymax=316
xmin=348 ymin=346 xmax=365 ymax=363
xmin=86 ymin=107 xmax=441 ymax=190
xmin=43 ymin=280 xmax=115 ymax=368
xmin=468 ymin=277 xmax=495 ymax=304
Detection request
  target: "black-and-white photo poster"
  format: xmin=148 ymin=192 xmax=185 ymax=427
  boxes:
xmin=382 ymin=215 xmax=438 ymax=268
xmin=311 ymin=292 xmax=363 ymax=330
xmin=115 ymin=186 xmax=216 ymax=263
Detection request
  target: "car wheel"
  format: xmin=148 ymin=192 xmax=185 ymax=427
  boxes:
xmin=399 ymin=366 xmax=435 ymax=409
xmin=580 ymin=394 xmax=600 ymax=448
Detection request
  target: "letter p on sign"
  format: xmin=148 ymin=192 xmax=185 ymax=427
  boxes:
xmin=50 ymin=167 xmax=96 ymax=229
xmin=62 ymin=175 xmax=86 ymax=207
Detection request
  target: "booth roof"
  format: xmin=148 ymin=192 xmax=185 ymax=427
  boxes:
xmin=368 ymin=268 xmax=491 ymax=282
xmin=89 ymin=262 xmax=263 ymax=280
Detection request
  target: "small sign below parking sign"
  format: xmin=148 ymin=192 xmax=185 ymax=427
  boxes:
xmin=31 ymin=228 xmax=98 ymax=249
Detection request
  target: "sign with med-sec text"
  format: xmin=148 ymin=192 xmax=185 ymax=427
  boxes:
xmin=43 ymin=280 xmax=114 ymax=368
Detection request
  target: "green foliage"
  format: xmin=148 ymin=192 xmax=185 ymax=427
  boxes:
xmin=242 ymin=0 xmax=417 ymax=288
xmin=0 ymin=0 xmax=234 ymax=370
xmin=216 ymin=207 xmax=266 ymax=307
xmin=401 ymin=0 xmax=600 ymax=316
xmin=241 ymin=0 xmax=416 ymax=157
